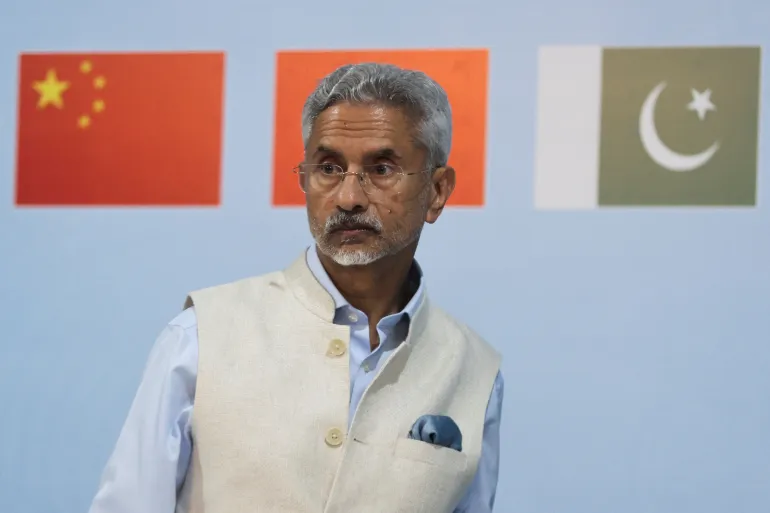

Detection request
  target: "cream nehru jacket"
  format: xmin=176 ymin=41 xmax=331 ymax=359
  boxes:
xmin=176 ymin=251 xmax=501 ymax=513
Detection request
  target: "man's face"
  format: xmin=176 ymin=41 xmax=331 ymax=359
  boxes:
xmin=303 ymin=102 xmax=453 ymax=266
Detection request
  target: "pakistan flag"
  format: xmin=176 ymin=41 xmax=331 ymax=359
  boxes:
xmin=534 ymin=46 xmax=761 ymax=209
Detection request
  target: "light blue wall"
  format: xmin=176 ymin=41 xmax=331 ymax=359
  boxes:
xmin=1 ymin=0 xmax=769 ymax=512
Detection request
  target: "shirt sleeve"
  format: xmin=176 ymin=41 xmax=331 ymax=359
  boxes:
xmin=87 ymin=308 xmax=199 ymax=513
xmin=453 ymin=370 xmax=505 ymax=512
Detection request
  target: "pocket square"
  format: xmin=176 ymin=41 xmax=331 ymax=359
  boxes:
xmin=407 ymin=414 xmax=463 ymax=452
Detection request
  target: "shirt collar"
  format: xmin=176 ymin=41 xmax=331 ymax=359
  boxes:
xmin=305 ymin=244 xmax=425 ymax=320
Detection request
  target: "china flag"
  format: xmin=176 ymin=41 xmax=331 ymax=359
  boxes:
xmin=272 ymin=49 xmax=489 ymax=207
xmin=15 ymin=52 xmax=225 ymax=206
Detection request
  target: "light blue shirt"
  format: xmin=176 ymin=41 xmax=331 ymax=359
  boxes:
xmin=88 ymin=246 xmax=504 ymax=512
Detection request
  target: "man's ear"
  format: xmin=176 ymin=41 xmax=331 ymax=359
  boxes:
xmin=425 ymin=166 xmax=456 ymax=224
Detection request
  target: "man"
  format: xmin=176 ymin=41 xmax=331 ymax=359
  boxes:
xmin=89 ymin=62 xmax=504 ymax=513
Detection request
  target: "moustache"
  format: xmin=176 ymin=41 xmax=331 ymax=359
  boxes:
xmin=324 ymin=211 xmax=383 ymax=234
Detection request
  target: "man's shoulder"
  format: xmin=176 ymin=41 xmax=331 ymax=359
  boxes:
xmin=425 ymin=302 xmax=501 ymax=361
xmin=186 ymin=269 xmax=288 ymax=304
xmin=200 ymin=268 xmax=287 ymax=292
xmin=168 ymin=305 xmax=199 ymax=330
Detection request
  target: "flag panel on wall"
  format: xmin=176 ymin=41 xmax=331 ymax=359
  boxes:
xmin=534 ymin=46 xmax=761 ymax=209
xmin=15 ymin=51 xmax=226 ymax=207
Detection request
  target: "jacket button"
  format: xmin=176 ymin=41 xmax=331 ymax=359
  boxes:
xmin=325 ymin=427 xmax=344 ymax=447
xmin=326 ymin=338 xmax=347 ymax=357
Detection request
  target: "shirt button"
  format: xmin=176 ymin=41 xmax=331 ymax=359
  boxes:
xmin=326 ymin=338 xmax=347 ymax=357
xmin=362 ymin=363 xmax=371 ymax=372
xmin=325 ymin=427 xmax=344 ymax=447
xmin=348 ymin=312 xmax=358 ymax=322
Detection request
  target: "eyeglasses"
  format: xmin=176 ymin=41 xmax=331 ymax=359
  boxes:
xmin=293 ymin=163 xmax=424 ymax=194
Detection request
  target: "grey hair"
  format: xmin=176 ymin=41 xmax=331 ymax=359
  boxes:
xmin=301 ymin=62 xmax=452 ymax=168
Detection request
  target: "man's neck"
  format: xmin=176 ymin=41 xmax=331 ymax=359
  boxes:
xmin=317 ymin=243 xmax=418 ymax=324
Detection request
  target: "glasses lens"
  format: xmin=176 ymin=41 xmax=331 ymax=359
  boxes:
xmin=364 ymin=164 xmax=401 ymax=191
xmin=307 ymin=164 xmax=343 ymax=191
xmin=294 ymin=167 xmax=308 ymax=192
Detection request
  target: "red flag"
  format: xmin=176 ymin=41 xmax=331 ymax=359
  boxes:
xmin=15 ymin=52 xmax=225 ymax=206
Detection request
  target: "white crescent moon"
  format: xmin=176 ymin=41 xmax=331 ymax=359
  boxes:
xmin=639 ymin=81 xmax=719 ymax=172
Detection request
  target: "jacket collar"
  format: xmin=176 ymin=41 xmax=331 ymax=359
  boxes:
xmin=283 ymin=247 xmax=430 ymax=340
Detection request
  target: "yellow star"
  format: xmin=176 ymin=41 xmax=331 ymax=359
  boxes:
xmin=80 ymin=60 xmax=92 ymax=74
xmin=94 ymin=76 xmax=106 ymax=89
xmin=33 ymin=69 xmax=70 ymax=109
xmin=92 ymin=99 xmax=105 ymax=113
xmin=78 ymin=115 xmax=91 ymax=129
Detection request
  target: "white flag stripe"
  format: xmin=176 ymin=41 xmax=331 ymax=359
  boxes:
xmin=534 ymin=46 xmax=603 ymax=210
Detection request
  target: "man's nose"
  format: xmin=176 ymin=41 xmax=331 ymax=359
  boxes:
xmin=334 ymin=168 xmax=370 ymax=211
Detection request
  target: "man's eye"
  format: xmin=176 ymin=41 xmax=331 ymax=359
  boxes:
xmin=320 ymin=163 xmax=338 ymax=174
xmin=372 ymin=164 xmax=395 ymax=175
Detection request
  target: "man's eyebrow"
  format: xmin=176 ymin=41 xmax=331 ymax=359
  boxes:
xmin=313 ymin=145 xmax=342 ymax=158
xmin=365 ymin=148 xmax=401 ymax=160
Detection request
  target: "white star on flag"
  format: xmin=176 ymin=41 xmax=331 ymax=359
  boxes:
xmin=687 ymin=89 xmax=716 ymax=120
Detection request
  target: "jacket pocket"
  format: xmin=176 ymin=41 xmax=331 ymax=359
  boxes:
xmin=393 ymin=436 xmax=468 ymax=471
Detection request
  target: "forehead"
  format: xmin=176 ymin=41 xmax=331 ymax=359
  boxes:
xmin=307 ymin=103 xmax=417 ymax=158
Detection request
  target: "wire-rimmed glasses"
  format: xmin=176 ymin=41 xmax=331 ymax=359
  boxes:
xmin=293 ymin=163 xmax=424 ymax=194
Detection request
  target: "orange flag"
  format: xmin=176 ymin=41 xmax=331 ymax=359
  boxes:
xmin=272 ymin=49 xmax=489 ymax=207
xmin=15 ymin=52 xmax=225 ymax=206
